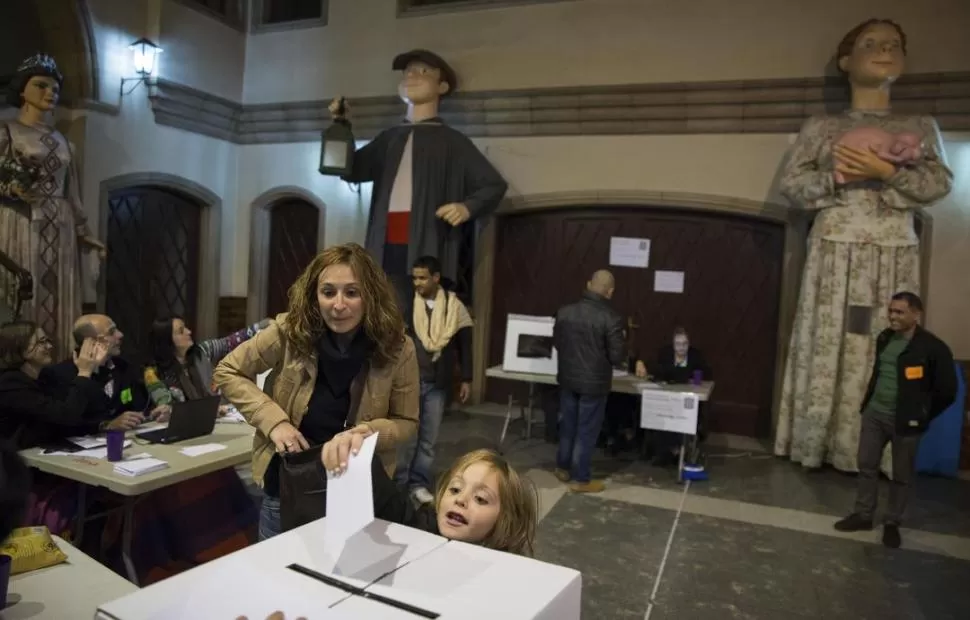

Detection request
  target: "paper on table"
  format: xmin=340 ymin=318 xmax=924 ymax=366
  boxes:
xmin=114 ymin=457 xmax=169 ymax=477
xmin=66 ymin=435 xmax=106 ymax=449
xmin=654 ymin=269 xmax=685 ymax=293
xmin=179 ymin=443 xmax=227 ymax=457
xmin=609 ymin=236 xmax=650 ymax=268
xmin=324 ymin=432 xmax=379 ymax=558
xmin=216 ymin=409 xmax=246 ymax=423
xmin=44 ymin=440 xmax=132 ymax=458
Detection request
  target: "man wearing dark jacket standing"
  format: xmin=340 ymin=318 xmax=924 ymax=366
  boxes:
xmin=553 ymin=270 xmax=625 ymax=493
xmin=396 ymin=256 xmax=473 ymax=504
xmin=834 ymin=292 xmax=956 ymax=548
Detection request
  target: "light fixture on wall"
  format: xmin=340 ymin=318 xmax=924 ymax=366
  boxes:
xmin=120 ymin=38 xmax=163 ymax=96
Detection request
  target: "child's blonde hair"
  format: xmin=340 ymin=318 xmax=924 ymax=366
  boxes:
xmin=434 ymin=449 xmax=538 ymax=556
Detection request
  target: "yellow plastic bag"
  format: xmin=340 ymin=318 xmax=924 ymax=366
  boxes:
xmin=0 ymin=526 xmax=68 ymax=575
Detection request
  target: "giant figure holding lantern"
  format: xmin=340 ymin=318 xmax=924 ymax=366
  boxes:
xmin=774 ymin=19 xmax=953 ymax=471
xmin=0 ymin=54 xmax=106 ymax=356
xmin=324 ymin=50 xmax=508 ymax=301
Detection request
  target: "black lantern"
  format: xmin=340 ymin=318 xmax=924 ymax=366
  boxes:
xmin=318 ymin=98 xmax=355 ymax=177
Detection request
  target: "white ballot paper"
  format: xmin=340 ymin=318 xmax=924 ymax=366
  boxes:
xmin=609 ymin=236 xmax=650 ymax=268
xmin=324 ymin=432 xmax=379 ymax=558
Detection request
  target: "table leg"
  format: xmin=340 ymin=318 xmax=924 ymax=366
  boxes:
xmin=677 ymin=434 xmax=687 ymax=483
xmin=72 ymin=484 xmax=88 ymax=547
xmin=523 ymin=382 xmax=536 ymax=441
xmin=499 ymin=393 xmax=514 ymax=449
xmin=121 ymin=498 xmax=139 ymax=586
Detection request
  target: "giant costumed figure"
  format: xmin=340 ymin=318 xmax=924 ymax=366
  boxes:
xmin=0 ymin=54 xmax=106 ymax=356
xmin=325 ymin=50 xmax=508 ymax=303
xmin=774 ymin=19 xmax=953 ymax=471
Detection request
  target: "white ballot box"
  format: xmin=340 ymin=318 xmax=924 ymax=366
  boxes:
xmin=502 ymin=314 xmax=558 ymax=375
xmin=95 ymin=518 xmax=582 ymax=620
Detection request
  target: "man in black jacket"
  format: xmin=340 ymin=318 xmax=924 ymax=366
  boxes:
xmin=395 ymin=256 xmax=473 ymax=504
xmin=834 ymin=292 xmax=956 ymax=548
xmin=41 ymin=314 xmax=153 ymax=425
xmin=553 ymin=270 xmax=625 ymax=493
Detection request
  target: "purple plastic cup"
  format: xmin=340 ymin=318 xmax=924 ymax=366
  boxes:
xmin=0 ymin=553 xmax=11 ymax=609
xmin=691 ymin=370 xmax=703 ymax=386
xmin=106 ymin=429 xmax=125 ymax=462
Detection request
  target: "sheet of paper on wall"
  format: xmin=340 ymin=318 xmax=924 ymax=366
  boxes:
xmin=324 ymin=432 xmax=379 ymax=559
xmin=654 ymin=270 xmax=685 ymax=293
xmin=609 ymin=237 xmax=650 ymax=268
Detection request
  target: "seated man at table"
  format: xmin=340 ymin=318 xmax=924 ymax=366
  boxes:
xmin=635 ymin=327 xmax=712 ymax=466
xmin=40 ymin=314 xmax=167 ymax=422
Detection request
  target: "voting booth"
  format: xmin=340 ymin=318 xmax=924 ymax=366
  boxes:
xmin=502 ymin=314 xmax=558 ymax=376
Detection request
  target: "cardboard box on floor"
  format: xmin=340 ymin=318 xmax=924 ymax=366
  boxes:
xmin=94 ymin=518 xmax=581 ymax=620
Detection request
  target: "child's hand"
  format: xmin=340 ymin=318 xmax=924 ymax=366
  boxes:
xmin=321 ymin=424 xmax=373 ymax=476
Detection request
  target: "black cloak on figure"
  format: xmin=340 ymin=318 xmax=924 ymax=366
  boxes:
xmin=341 ymin=117 xmax=508 ymax=286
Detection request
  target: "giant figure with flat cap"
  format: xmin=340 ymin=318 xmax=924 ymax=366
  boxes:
xmin=328 ymin=49 xmax=508 ymax=301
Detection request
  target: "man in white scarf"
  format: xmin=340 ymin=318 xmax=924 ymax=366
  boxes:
xmin=395 ymin=255 xmax=474 ymax=504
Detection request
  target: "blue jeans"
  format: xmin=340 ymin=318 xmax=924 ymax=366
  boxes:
xmin=394 ymin=381 xmax=447 ymax=491
xmin=556 ymin=390 xmax=607 ymax=483
xmin=258 ymin=495 xmax=282 ymax=541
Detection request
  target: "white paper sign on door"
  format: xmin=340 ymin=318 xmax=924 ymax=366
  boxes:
xmin=654 ymin=270 xmax=685 ymax=293
xmin=639 ymin=390 xmax=698 ymax=435
xmin=609 ymin=237 xmax=650 ymax=268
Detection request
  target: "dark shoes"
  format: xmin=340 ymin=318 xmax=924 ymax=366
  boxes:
xmin=835 ymin=515 xmax=902 ymax=548
xmin=882 ymin=524 xmax=901 ymax=549
xmin=834 ymin=513 xmax=874 ymax=532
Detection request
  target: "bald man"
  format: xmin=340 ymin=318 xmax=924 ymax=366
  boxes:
xmin=551 ymin=269 xmax=625 ymax=493
xmin=40 ymin=314 xmax=155 ymax=428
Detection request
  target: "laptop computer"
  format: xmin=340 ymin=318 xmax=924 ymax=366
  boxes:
xmin=136 ymin=395 xmax=220 ymax=445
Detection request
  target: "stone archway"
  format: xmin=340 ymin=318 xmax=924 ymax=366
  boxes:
xmin=247 ymin=186 xmax=327 ymax=322
xmin=97 ymin=173 xmax=222 ymax=347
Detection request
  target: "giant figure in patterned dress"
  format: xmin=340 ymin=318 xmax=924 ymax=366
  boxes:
xmin=774 ymin=19 xmax=953 ymax=471
xmin=0 ymin=54 xmax=106 ymax=356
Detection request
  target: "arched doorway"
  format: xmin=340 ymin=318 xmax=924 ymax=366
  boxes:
xmin=103 ymin=186 xmax=204 ymax=360
xmin=266 ymin=198 xmax=320 ymax=316
xmin=247 ymin=187 xmax=326 ymax=322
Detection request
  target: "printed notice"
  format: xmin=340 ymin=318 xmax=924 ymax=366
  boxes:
xmin=654 ymin=270 xmax=685 ymax=293
xmin=609 ymin=237 xmax=650 ymax=268
xmin=640 ymin=390 xmax=698 ymax=435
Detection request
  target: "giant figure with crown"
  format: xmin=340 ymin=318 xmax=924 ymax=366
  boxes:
xmin=0 ymin=54 xmax=106 ymax=356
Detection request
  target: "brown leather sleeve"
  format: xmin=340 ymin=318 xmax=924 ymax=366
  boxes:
xmin=212 ymin=319 xmax=290 ymax=437
xmin=366 ymin=337 xmax=419 ymax=451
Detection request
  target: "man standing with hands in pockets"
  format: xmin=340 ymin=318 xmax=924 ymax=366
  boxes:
xmin=834 ymin=292 xmax=956 ymax=548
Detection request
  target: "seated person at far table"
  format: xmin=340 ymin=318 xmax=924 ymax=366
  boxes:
xmin=635 ymin=327 xmax=712 ymax=466
xmin=41 ymin=314 xmax=166 ymax=424
xmin=145 ymin=315 xmax=271 ymax=419
xmin=0 ymin=321 xmax=132 ymax=450
xmin=322 ymin=428 xmax=537 ymax=556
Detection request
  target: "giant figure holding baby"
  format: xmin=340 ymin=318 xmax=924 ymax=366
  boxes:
xmin=774 ymin=19 xmax=953 ymax=472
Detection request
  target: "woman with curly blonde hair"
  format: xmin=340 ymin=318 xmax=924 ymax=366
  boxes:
xmin=213 ymin=242 xmax=419 ymax=540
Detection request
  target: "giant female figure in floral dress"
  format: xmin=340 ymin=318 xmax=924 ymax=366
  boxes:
xmin=0 ymin=54 xmax=105 ymax=356
xmin=774 ymin=19 xmax=953 ymax=471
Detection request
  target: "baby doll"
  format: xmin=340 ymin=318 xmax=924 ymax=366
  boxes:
xmin=833 ymin=127 xmax=923 ymax=184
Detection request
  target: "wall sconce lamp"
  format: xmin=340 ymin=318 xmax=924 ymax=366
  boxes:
xmin=120 ymin=38 xmax=162 ymax=96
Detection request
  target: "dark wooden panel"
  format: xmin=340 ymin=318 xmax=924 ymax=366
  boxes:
xmin=105 ymin=187 xmax=202 ymax=361
xmin=266 ymin=199 xmax=319 ymax=317
xmin=486 ymin=207 xmax=785 ymax=438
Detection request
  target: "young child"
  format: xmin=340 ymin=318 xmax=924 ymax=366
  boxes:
xmin=322 ymin=432 xmax=538 ymax=556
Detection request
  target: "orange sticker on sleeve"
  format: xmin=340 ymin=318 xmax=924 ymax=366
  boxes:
xmin=904 ymin=366 xmax=924 ymax=380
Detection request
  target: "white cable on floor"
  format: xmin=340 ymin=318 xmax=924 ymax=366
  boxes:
xmin=643 ymin=479 xmax=691 ymax=620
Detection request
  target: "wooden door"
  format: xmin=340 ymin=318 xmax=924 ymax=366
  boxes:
xmin=105 ymin=187 xmax=202 ymax=361
xmin=486 ymin=207 xmax=785 ymax=437
xmin=266 ymin=199 xmax=319 ymax=317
